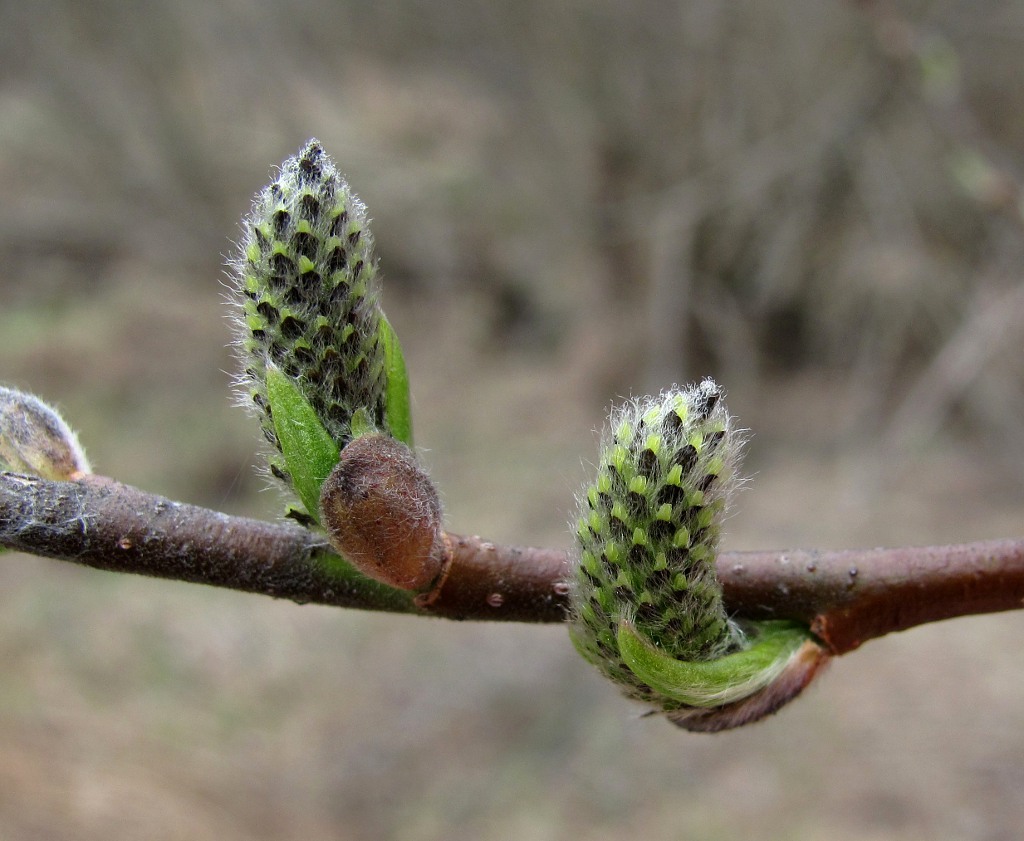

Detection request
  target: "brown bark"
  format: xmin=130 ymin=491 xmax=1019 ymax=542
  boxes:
xmin=718 ymin=542 xmax=1024 ymax=654
xmin=1 ymin=472 xmax=1022 ymax=655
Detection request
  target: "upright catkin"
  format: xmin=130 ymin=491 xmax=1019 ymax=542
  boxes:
xmin=230 ymin=139 xmax=388 ymax=488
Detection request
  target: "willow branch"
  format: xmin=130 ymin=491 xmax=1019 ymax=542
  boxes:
xmin=1 ymin=472 xmax=1021 ymax=654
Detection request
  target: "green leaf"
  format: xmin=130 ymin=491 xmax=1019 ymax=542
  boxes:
xmin=617 ymin=619 xmax=809 ymax=708
xmin=266 ymin=365 xmax=340 ymax=523
xmin=379 ymin=314 xmax=413 ymax=447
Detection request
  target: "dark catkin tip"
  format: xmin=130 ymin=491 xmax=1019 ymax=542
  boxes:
xmin=697 ymin=473 xmax=717 ymax=493
xmin=293 ymin=231 xmax=318 ymax=259
xmin=705 ymin=429 xmax=725 ymax=450
xmin=627 ymin=544 xmax=650 ymax=568
xmin=662 ymin=410 xmax=684 ymax=434
xmin=270 ymin=252 xmax=295 ymax=274
xmin=627 ymin=490 xmax=649 ymax=518
xmin=656 ymin=483 xmax=686 ymax=507
xmin=649 ymin=519 xmax=675 ymax=542
xmin=327 ymin=246 xmax=347 ymax=272
xmin=673 ymin=444 xmax=698 ymax=473
xmin=279 ymin=315 xmax=306 ymax=340
xmin=297 ymin=141 xmax=325 ymax=183
xmin=693 ymin=383 xmax=721 ymax=420
xmin=272 ymin=208 xmax=291 ymax=236
xmin=256 ymin=301 xmax=280 ymax=324
xmin=299 ymin=193 xmax=321 ymax=220
xmin=637 ymin=447 xmax=660 ymax=479
xmin=283 ymin=286 xmax=305 ymax=307
xmin=329 ymin=210 xmax=348 ymax=237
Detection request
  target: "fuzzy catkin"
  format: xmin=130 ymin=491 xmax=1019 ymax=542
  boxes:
xmin=569 ymin=379 xmax=745 ymax=706
xmin=0 ymin=387 xmax=90 ymax=480
xmin=230 ymin=139 xmax=387 ymax=475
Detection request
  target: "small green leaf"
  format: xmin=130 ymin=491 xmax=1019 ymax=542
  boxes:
xmin=379 ymin=314 xmax=413 ymax=447
xmin=617 ymin=619 xmax=809 ymax=708
xmin=266 ymin=366 xmax=340 ymax=523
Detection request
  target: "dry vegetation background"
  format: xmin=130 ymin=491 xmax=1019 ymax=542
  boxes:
xmin=1 ymin=0 xmax=1024 ymax=838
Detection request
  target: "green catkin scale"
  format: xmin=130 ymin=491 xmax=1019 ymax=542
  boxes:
xmin=568 ymin=380 xmax=818 ymax=730
xmin=230 ymin=140 xmax=412 ymax=518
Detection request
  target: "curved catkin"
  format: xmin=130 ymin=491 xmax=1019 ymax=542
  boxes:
xmin=568 ymin=381 xmax=825 ymax=730
xmin=229 ymin=140 xmax=387 ymax=478
xmin=569 ymin=381 xmax=746 ymax=699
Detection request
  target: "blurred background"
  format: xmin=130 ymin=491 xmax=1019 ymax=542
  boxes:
xmin=1 ymin=0 xmax=1023 ymax=838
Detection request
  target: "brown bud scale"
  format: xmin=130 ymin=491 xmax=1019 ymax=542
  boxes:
xmin=320 ymin=434 xmax=446 ymax=592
